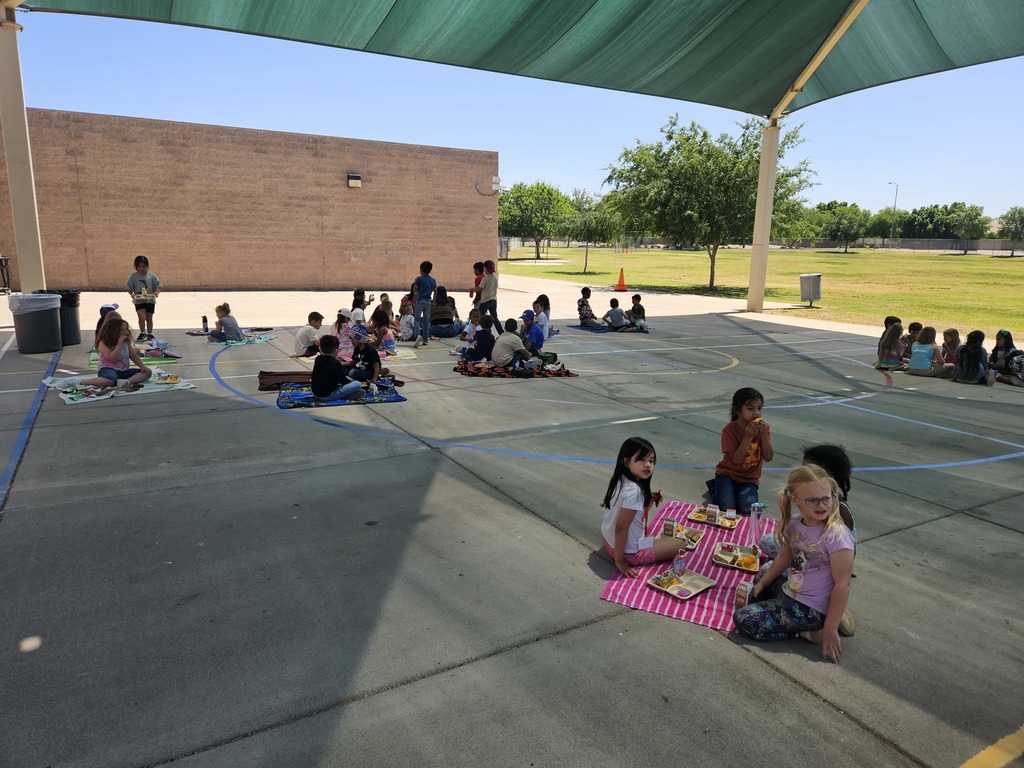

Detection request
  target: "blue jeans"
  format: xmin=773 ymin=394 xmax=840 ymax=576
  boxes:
xmin=431 ymin=322 xmax=463 ymax=338
xmin=712 ymin=474 xmax=759 ymax=515
xmin=316 ymin=380 xmax=362 ymax=402
xmin=414 ymin=301 xmax=431 ymax=341
xmin=479 ymin=299 xmax=497 ymax=320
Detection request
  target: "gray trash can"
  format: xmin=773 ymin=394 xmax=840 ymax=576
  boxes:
xmin=9 ymin=293 xmax=62 ymax=354
xmin=799 ymin=273 xmax=822 ymax=305
xmin=34 ymin=289 xmax=82 ymax=345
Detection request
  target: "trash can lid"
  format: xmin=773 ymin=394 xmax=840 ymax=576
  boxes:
xmin=9 ymin=293 xmax=62 ymax=312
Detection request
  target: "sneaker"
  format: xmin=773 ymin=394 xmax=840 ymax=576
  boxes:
xmin=421 ymin=338 xmax=428 ymax=346
xmin=136 ymin=333 xmax=147 ymax=342
xmin=838 ymin=609 xmax=856 ymax=637
xmin=448 ymin=349 xmax=459 ymax=356
xmin=986 ymin=369 xmax=996 ymax=386
xmin=147 ymin=333 xmax=156 ymax=341
xmin=414 ymin=337 xmax=422 ymax=348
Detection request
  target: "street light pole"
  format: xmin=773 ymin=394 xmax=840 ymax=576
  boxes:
xmin=888 ymin=181 xmax=899 ymax=244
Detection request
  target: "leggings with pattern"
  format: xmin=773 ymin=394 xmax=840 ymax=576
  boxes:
xmin=733 ymin=575 xmax=825 ymax=641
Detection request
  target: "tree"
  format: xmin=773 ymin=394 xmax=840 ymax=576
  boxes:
xmin=948 ymin=203 xmax=988 ymax=254
xmin=817 ymin=201 xmax=870 ymax=253
xmin=864 ymin=209 xmax=906 ymax=239
xmin=605 ymin=116 xmax=813 ymax=289
xmin=498 ymin=182 xmax=574 ymax=259
xmin=563 ymin=197 xmax=622 ymax=274
xmin=998 ymin=206 xmax=1024 ymax=256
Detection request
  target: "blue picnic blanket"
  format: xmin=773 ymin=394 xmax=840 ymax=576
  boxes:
xmin=276 ymin=381 xmax=406 ymax=408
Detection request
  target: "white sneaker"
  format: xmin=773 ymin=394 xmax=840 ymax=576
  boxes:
xmin=986 ymin=369 xmax=996 ymax=386
xmin=414 ymin=337 xmax=422 ymax=348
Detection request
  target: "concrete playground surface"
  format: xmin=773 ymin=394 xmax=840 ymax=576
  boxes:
xmin=1 ymin=275 xmax=1022 ymax=768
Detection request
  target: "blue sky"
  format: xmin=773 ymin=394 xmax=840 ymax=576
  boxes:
xmin=14 ymin=11 xmax=1024 ymax=218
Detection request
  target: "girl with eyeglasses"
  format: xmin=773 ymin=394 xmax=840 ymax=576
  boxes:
xmin=733 ymin=464 xmax=855 ymax=663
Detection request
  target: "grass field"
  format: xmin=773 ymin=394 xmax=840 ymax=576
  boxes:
xmin=502 ymin=245 xmax=1021 ymax=334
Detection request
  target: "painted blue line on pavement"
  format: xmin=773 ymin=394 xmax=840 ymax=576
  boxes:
xmin=0 ymin=351 xmax=61 ymax=511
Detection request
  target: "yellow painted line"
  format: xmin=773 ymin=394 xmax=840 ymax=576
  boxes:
xmin=961 ymin=724 xmax=1024 ymax=768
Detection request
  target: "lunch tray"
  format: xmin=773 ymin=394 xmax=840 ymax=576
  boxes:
xmin=711 ymin=542 xmax=760 ymax=573
xmin=646 ymin=568 xmax=716 ymax=601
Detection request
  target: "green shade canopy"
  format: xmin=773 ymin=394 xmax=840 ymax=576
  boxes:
xmin=17 ymin=0 xmax=1024 ymax=116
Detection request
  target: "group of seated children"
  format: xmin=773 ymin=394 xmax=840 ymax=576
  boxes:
xmin=578 ymin=288 xmax=648 ymax=331
xmin=876 ymin=316 xmax=1022 ymax=387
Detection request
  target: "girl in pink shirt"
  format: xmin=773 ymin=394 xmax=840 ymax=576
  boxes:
xmin=733 ymin=464 xmax=855 ymax=663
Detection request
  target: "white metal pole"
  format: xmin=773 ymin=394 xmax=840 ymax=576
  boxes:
xmin=888 ymin=181 xmax=899 ymax=243
xmin=746 ymin=121 xmax=780 ymax=313
xmin=0 ymin=5 xmax=45 ymax=292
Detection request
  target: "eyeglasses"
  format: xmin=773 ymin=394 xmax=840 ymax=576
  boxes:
xmin=796 ymin=494 xmax=833 ymax=508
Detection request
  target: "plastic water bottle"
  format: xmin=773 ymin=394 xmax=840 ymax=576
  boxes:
xmin=673 ymin=549 xmax=687 ymax=575
xmin=201 ymin=315 xmax=208 ymax=333
xmin=750 ymin=502 xmax=768 ymax=548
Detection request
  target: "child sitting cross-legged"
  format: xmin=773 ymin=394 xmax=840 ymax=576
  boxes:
xmin=311 ymin=335 xmax=364 ymax=402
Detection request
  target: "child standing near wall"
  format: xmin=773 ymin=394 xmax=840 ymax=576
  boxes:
xmin=125 ymin=255 xmax=162 ymax=341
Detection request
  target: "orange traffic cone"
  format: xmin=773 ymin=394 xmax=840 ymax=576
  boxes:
xmin=613 ymin=268 xmax=628 ymax=292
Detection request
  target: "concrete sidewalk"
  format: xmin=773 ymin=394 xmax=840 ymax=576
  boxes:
xmin=0 ymin=276 xmax=1021 ymax=768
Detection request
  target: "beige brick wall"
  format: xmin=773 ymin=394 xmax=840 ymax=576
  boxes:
xmin=0 ymin=109 xmax=498 ymax=292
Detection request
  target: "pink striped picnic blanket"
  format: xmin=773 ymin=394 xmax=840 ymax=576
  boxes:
xmin=600 ymin=500 xmax=777 ymax=631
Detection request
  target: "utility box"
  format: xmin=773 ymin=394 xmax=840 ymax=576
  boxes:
xmin=799 ymin=273 xmax=822 ymax=306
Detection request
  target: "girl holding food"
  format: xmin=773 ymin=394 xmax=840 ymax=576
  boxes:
xmin=733 ymin=464 xmax=855 ymax=663
xmin=600 ymin=437 xmax=673 ymax=578
xmin=709 ymin=387 xmax=773 ymax=515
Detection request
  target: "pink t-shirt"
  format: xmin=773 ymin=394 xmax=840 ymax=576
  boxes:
xmin=782 ymin=518 xmax=855 ymax=614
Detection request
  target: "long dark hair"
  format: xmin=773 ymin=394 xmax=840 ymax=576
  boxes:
xmin=729 ymin=387 xmax=763 ymax=421
xmin=990 ymin=329 xmax=1015 ymax=363
xmin=802 ymin=444 xmax=852 ymax=501
xmin=601 ymin=437 xmax=656 ymax=509
xmin=959 ymin=330 xmax=986 ymax=374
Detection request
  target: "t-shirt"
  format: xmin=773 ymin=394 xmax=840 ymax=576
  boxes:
xmin=535 ymin=312 xmax=550 ymax=340
xmin=492 ymin=331 xmax=526 ymax=366
xmin=715 ymin=420 xmax=764 ymax=485
xmin=600 ymin=478 xmax=646 ymax=554
xmin=311 ymin=354 xmax=350 ymax=397
xmin=577 ymin=297 xmax=596 ymax=321
xmin=629 ymin=303 xmax=646 ymax=321
xmin=349 ymin=342 xmax=380 ymax=376
xmin=294 ymin=324 xmax=323 ymax=355
xmin=478 ymin=273 xmax=498 ymax=303
xmin=603 ymin=307 xmax=628 ymax=327
xmin=125 ymin=271 xmax=162 ymax=305
xmin=399 ymin=314 xmax=416 ymax=341
xmin=909 ymin=342 xmax=939 ymax=370
xmin=782 ymin=518 xmax=855 ymax=614
xmin=523 ymin=323 xmax=544 ymax=352
xmin=469 ymin=328 xmax=495 ymax=361
xmin=414 ymin=275 xmax=436 ymax=305
xmin=350 ymin=307 xmax=366 ymax=325
xmin=217 ymin=314 xmax=244 ymax=342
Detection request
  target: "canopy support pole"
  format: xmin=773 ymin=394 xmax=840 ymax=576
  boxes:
xmin=0 ymin=2 xmax=45 ymax=292
xmin=746 ymin=121 xmax=779 ymax=313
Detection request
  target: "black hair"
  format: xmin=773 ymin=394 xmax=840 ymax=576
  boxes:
xmin=959 ymin=330 xmax=986 ymax=375
xmin=884 ymin=315 xmax=901 ymax=328
xmin=133 ymin=254 xmax=149 ymax=269
xmin=610 ymin=298 xmax=619 ymax=308
xmin=504 ymin=318 xmax=518 ymax=333
xmin=729 ymin=387 xmax=764 ymax=421
xmin=319 ymin=335 xmax=340 ymax=354
xmin=535 ymin=294 xmax=550 ymax=312
xmin=601 ymin=437 xmax=656 ymax=510
xmin=802 ymin=444 xmax=852 ymax=501
xmin=480 ymin=314 xmax=494 ymax=330
xmin=420 ymin=260 xmax=433 ymax=274
xmin=631 ymin=294 xmax=642 ymax=302
xmin=993 ymin=329 xmax=1015 ymax=353
xmin=581 ymin=287 xmax=591 ymax=298
xmin=473 ymin=261 xmax=485 ymax=274
xmin=369 ymin=307 xmax=389 ymax=327
xmin=907 ymin=322 xmax=922 ymax=333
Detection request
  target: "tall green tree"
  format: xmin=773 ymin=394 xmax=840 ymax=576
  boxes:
xmin=817 ymin=201 xmax=871 ymax=253
xmin=563 ymin=196 xmax=622 ymax=274
xmin=998 ymin=206 xmax=1024 ymax=256
xmin=948 ymin=203 xmax=988 ymax=254
xmin=498 ymin=182 xmax=574 ymax=260
xmin=605 ymin=116 xmax=813 ymax=289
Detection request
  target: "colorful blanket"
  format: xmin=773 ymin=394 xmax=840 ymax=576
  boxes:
xmin=567 ymin=324 xmax=609 ymax=333
xmin=43 ymin=369 xmax=195 ymax=405
xmin=599 ymin=500 xmax=776 ymax=631
xmin=276 ymin=380 xmax=407 ymax=408
xmin=452 ymin=359 xmax=578 ymax=378
xmin=208 ymin=334 xmax=276 ymax=345
xmin=89 ymin=350 xmax=179 ymax=366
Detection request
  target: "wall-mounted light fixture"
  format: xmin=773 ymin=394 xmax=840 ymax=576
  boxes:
xmin=476 ymin=175 xmax=501 ymax=196
xmin=347 ymin=173 xmax=362 ymax=188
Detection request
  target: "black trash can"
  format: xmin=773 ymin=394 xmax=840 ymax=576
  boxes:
xmin=9 ymin=294 xmax=62 ymax=354
xmin=32 ymin=289 xmax=81 ymax=345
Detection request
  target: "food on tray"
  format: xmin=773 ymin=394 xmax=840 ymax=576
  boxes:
xmin=651 ymin=571 xmax=681 ymax=589
xmin=715 ymin=552 xmax=737 ymax=565
xmin=691 ymin=512 xmax=706 ymax=521
xmin=736 ymin=555 xmax=758 ymax=570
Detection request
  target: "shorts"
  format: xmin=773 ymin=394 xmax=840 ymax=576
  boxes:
xmin=97 ymin=366 xmax=140 ymax=382
xmin=602 ymin=539 xmax=657 ymax=566
xmin=134 ymin=302 xmax=156 ymax=315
